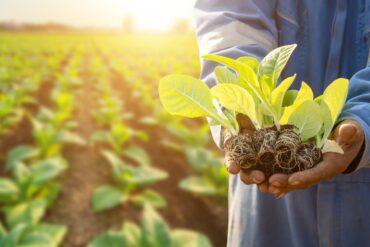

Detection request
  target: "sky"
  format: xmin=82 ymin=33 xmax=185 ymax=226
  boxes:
xmin=0 ymin=0 xmax=196 ymax=31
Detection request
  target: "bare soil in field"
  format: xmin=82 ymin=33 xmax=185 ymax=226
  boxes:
xmin=31 ymin=49 xmax=228 ymax=247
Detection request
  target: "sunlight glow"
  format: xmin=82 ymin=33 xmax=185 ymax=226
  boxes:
xmin=0 ymin=0 xmax=196 ymax=31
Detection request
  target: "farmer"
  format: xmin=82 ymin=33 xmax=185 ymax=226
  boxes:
xmin=193 ymin=0 xmax=370 ymax=246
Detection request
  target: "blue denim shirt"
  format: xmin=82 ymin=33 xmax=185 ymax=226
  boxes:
xmin=194 ymin=0 xmax=370 ymax=246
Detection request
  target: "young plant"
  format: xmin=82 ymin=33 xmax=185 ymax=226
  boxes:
xmin=88 ymin=205 xmax=213 ymax=247
xmin=92 ymin=150 xmax=167 ymax=213
xmin=159 ymin=44 xmax=349 ymax=176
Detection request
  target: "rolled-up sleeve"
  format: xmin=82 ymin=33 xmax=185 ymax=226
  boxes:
xmin=193 ymin=0 xmax=278 ymax=147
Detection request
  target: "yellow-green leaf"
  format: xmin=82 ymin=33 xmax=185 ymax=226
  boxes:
xmin=280 ymin=81 xmax=314 ymax=124
xmin=203 ymin=54 xmax=259 ymax=88
xmin=158 ymin=74 xmax=235 ymax=132
xmin=322 ymin=78 xmax=349 ymax=125
xmin=214 ymin=67 xmax=237 ymax=84
xmin=258 ymin=44 xmax=297 ymax=89
xmin=237 ymin=56 xmax=259 ymax=72
xmin=159 ymin=75 xmax=216 ymax=118
xmin=271 ymin=74 xmax=296 ymax=118
xmin=211 ymin=84 xmax=258 ymax=126
xmin=288 ymin=100 xmax=323 ymax=140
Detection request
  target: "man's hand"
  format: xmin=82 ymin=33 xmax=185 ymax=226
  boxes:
xmin=268 ymin=119 xmax=365 ymax=198
xmin=224 ymin=115 xmax=268 ymax=192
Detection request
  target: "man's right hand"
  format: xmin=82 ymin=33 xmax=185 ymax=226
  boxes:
xmin=223 ymin=115 xmax=269 ymax=192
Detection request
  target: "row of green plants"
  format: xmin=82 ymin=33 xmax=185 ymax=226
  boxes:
xmin=0 ymin=44 xmax=67 ymax=136
xmin=95 ymin=39 xmax=228 ymax=201
xmin=88 ymin=50 xmax=168 ymax=213
xmin=87 ymin=47 xmax=213 ymax=246
xmin=0 ymin=47 xmax=85 ymax=246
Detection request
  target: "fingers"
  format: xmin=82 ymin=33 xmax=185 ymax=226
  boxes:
xmin=288 ymin=153 xmax=341 ymax=186
xmin=240 ymin=169 xmax=265 ymax=185
xmin=335 ymin=122 xmax=357 ymax=145
xmin=268 ymin=173 xmax=289 ymax=188
xmin=225 ymin=155 xmax=240 ymax=175
xmin=258 ymin=182 xmax=269 ymax=193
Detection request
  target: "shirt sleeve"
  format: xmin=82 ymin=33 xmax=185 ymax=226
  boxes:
xmin=193 ymin=0 xmax=278 ymax=148
xmin=337 ymin=60 xmax=370 ymax=172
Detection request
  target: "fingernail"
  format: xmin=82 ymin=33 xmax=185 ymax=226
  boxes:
xmin=253 ymin=178 xmax=261 ymax=184
xmin=276 ymin=193 xmax=286 ymax=199
xmin=272 ymin=188 xmax=280 ymax=194
xmin=272 ymin=181 xmax=280 ymax=187
xmin=290 ymin=180 xmax=300 ymax=185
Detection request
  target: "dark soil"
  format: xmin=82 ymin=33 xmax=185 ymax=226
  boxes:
xmin=225 ymin=125 xmax=322 ymax=177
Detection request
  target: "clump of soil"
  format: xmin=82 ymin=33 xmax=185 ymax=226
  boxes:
xmin=224 ymin=125 xmax=322 ymax=177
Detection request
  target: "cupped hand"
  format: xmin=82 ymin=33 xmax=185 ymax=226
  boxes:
xmin=224 ymin=114 xmax=268 ymax=191
xmin=268 ymin=119 xmax=365 ymax=198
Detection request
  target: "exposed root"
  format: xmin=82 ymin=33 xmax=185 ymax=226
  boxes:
xmin=225 ymin=134 xmax=257 ymax=169
xmin=224 ymin=124 xmax=322 ymax=176
xmin=296 ymin=144 xmax=322 ymax=171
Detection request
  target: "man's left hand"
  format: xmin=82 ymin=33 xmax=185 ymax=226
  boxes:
xmin=267 ymin=119 xmax=365 ymax=198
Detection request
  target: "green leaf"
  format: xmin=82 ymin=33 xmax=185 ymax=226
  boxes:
xmin=5 ymin=200 xmax=47 ymax=229
xmin=171 ymin=230 xmax=213 ymax=247
xmin=271 ymin=74 xmax=296 ymax=119
xmin=321 ymin=78 xmax=349 ymax=143
xmin=179 ymin=177 xmax=218 ymax=196
xmin=203 ymin=54 xmax=259 ymax=88
xmin=214 ymin=67 xmax=237 ymax=84
xmin=121 ymin=222 xmax=141 ymax=247
xmin=88 ymin=232 xmax=127 ymax=247
xmin=7 ymin=146 xmax=39 ymax=171
xmin=131 ymin=190 xmax=167 ymax=209
xmin=1 ymin=224 xmax=27 ymax=247
xmin=123 ymin=147 xmax=151 ymax=167
xmin=55 ymin=131 xmax=86 ymax=146
xmin=237 ymin=56 xmax=259 ymax=72
xmin=30 ymin=157 xmax=67 ymax=185
xmin=322 ymin=78 xmax=349 ymax=123
xmin=0 ymin=178 xmax=19 ymax=203
xmin=35 ymin=183 xmax=61 ymax=208
xmin=140 ymin=205 xmax=172 ymax=247
xmin=211 ymin=84 xmax=258 ymax=126
xmin=19 ymin=224 xmax=67 ymax=247
xmin=282 ymin=90 xmax=298 ymax=107
xmin=92 ymin=186 xmax=127 ymax=213
xmin=125 ymin=166 xmax=168 ymax=187
xmin=90 ymin=130 xmax=110 ymax=143
xmin=288 ymin=100 xmax=323 ymax=141
xmin=319 ymin=101 xmax=333 ymax=147
xmin=258 ymin=44 xmax=297 ymax=89
xmin=158 ymin=75 xmax=233 ymax=132
xmin=280 ymin=81 xmax=314 ymax=124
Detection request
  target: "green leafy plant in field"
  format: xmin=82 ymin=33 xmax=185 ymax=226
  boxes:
xmin=88 ymin=205 xmax=213 ymax=247
xmin=92 ymin=151 xmax=167 ymax=213
xmin=91 ymin=122 xmax=148 ymax=155
xmin=0 ymin=215 xmax=67 ymax=247
xmin=162 ymin=122 xmax=228 ymax=200
xmin=0 ymin=148 xmax=68 ymax=247
xmin=159 ymin=44 xmax=349 ymax=175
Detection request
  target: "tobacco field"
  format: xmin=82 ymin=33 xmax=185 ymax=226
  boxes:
xmin=0 ymin=33 xmax=228 ymax=247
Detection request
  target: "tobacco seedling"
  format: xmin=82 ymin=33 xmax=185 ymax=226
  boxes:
xmin=92 ymin=150 xmax=167 ymax=213
xmin=88 ymin=205 xmax=213 ymax=247
xmin=159 ymin=44 xmax=349 ymax=175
